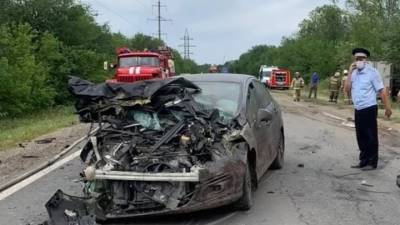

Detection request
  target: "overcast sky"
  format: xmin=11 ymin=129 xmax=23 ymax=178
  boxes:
xmin=80 ymin=0 xmax=336 ymax=64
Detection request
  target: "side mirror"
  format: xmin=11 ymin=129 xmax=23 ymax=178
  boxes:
xmin=103 ymin=61 xmax=108 ymax=70
xmin=257 ymin=108 xmax=273 ymax=123
xmin=104 ymin=61 xmax=116 ymax=70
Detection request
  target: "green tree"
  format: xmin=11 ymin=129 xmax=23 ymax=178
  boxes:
xmin=0 ymin=23 xmax=55 ymax=116
xmin=299 ymin=5 xmax=348 ymax=42
xmin=0 ymin=0 xmax=203 ymax=118
xmin=346 ymin=0 xmax=400 ymax=60
xmin=229 ymin=3 xmax=350 ymax=81
xmin=128 ymin=33 xmax=164 ymax=51
xmin=172 ymin=50 xmax=200 ymax=74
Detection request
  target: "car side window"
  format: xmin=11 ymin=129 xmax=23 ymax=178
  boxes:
xmin=253 ymin=80 xmax=272 ymax=108
xmin=246 ymin=83 xmax=258 ymax=123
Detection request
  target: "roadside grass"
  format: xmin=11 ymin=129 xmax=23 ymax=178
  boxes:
xmin=0 ymin=106 xmax=78 ymax=151
xmin=383 ymin=103 xmax=400 ymax=123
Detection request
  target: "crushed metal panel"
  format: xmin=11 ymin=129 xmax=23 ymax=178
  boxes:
xmin=45 ymin=190 xmax=97 ymax=225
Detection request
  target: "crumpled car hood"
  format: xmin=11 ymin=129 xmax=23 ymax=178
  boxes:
xmin=68 ymin=76 xmax=199 ymax=100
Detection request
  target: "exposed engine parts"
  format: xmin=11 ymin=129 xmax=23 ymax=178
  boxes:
xmin=44 ymin=77 xmax=247 ymax=225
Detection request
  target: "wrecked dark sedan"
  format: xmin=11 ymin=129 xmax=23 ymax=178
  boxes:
xmin=46 ymin=74 xmax=284 ymax=224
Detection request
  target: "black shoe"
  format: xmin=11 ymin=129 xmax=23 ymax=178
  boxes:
xmin=361 ymin=165 xmax=377 ymax=171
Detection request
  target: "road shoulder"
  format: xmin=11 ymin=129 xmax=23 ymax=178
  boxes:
xmin=0 ymin=123 xmax=91 ymax=187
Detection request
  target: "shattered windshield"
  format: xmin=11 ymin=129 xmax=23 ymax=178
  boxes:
xmin=192 ymin=81 xmax=241 ymax=119
xmin=119 ymin=56 xmax=160 ymax=67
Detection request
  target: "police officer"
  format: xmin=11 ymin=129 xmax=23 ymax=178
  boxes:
xmin=345 ymin=48 xmax=392 ymax=170
xmin=329 ymin=72 xmax=341 ymax=103
xmin=291 ymin=72 xmax=304 ymax=101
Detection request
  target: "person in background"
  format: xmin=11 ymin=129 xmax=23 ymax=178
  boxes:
xmin=308 ymin=72 xmax=319 ymax=99
xmin=397 ymin=89 xmax=400 ymax=103
xmin=341 ymin=70 xmax=352 ymax=104
xmin=345 ymin=47 xmax=392 ymax=171
xmin=329 ymin=72 xmax=341 ymax=103
xmin=291 ymin=72 xmax=304 ymax=101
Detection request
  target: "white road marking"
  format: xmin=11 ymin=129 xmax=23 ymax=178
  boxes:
xmin=205 ymin=212 xmax=237 ymax=225
xmin=322 ymin=112 xmax=345 ymax=121
xmin=290 ymin=101 xmax=304 ymax=108
xmin=341 ymin=121 xmax=355 ymax=128
xmin=0 ymin=150 xmax=81 ymax=201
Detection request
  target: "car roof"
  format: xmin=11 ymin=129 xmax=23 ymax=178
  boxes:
xmin=179 ymin=73 xmax=255 ymax=83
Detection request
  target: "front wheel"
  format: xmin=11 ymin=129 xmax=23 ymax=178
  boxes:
xmin=270 ymin=132 xmax=285 ymax=170
xmin=234 ymin=161 xmax=253 ymax=210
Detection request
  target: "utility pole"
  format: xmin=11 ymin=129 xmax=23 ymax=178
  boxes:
xmin=179 ymin=29 xmax=195 ymax=59
xmin=148 ymin=0 xmax=171 ymax=41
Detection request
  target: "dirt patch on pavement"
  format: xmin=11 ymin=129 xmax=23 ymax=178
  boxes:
xmin=0 ymin=123 xmax=91 ymax=186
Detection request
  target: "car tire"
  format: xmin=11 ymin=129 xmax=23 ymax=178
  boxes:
xmin=270 ymin=132 xmax=284 ymax=170
xmin=234 ymin=161 xmax=253 ymax=210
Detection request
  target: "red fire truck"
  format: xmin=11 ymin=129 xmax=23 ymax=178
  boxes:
xmin=259 ymin=65 xmax=291 ymax=89
xmin=106 ymin=46 xmax=175 ymax=83
xmin=208 ymin=65 xmax=218 ymax=73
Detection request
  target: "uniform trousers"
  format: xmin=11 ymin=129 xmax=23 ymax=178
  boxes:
xmin=329 ymin=90 xmax=339 ymax=102
xmin=309 ymin=85 xmax=317 ymax=98
xmin=293 ymin=89 xmax=301 ymax=101
xmin=354 ymin=105 xmax=378 ymax=167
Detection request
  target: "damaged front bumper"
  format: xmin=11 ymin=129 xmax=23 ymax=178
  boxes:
xmin=91 ymin=168 xmax=202 ymax=182
xmin=46 ymin=161 xmax=245 ymax=225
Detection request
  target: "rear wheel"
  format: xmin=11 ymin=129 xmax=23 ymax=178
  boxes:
xmin=270 ymin=132 xmax=285 ymax=170
xmin=234 ymin=161 xmax=253 ymax=210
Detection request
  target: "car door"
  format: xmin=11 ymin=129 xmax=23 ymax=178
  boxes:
xmin=252 ymin=80 xmax=280 ymax=172
xmin=245 ymin=81 xmax=273 ymax=176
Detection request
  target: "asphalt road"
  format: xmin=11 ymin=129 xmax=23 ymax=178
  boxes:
xmin=1 ymin=111 xmax=400 ymax=225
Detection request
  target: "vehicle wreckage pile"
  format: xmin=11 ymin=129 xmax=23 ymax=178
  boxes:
xmin=45 ymin=76 xmax=246 ymax=224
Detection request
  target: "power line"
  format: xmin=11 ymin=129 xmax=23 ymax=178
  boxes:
xmin=90 ymin=0 xmax=148 ymax=34
xmin=179 ymin=29 xmax=195 ymax=59
xmin=148 ymin=0 xmax=171 ymax=41
xmin=136 ymin=0 xmax=152 ymax=11
xmin=92 ymin=0 xmax=133 ymax=26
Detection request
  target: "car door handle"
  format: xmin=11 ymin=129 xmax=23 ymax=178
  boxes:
xmin=273 ymin=102 xmax=279 ymax=113
xmin=257 ymin=120 xmax=271 ymax=127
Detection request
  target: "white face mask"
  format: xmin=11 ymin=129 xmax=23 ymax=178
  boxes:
xmin=356 ymin=60 xmax=366 ymax=70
